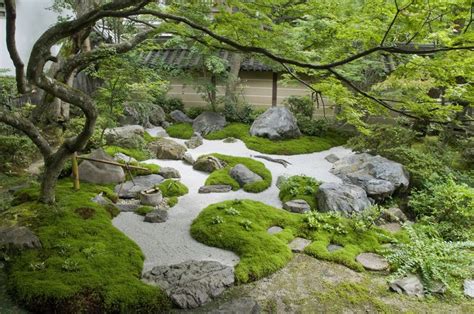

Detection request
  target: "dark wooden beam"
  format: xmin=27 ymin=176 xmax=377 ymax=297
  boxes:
xmin=272 ymin=72 xmax=278 ymax=107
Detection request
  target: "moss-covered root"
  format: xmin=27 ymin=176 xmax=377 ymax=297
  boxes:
xmin=5 ymin=180 xmax=171 ymax=312
xmin=204 ymin=154 xmax=272 ymax=193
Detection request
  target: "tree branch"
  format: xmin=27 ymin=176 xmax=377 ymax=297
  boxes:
xmin=5 ymin=0 xmax=28 ymax=93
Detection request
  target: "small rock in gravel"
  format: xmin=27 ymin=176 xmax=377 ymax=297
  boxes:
xmin=289 ymin=237 xmax=312 ymax=253
xmin=144 ymin=209 xmax=168 ymax=223
xmin=267 ymin=226 xmax=283 ymax=235
xmin=389 ymin=274 xmax=424 ymax=297
xmin=327 ymin=244 xmax=343 ymax=252
xmin=356 ymin=253 xmax=389 ymax=271
xmin=464 ymin=279 xmax=474 ymax=298
xmin=283 ymin=199 xmax=311 ymax=213
xmin=223 ymin=137 xmax=238 ymax=143
xmin=158 ymin=167 xmax=181 ymax=178
xmin=182 ymin=152 xmax=195 ymax=165
xmin=185 ymin=132 xmax=204 ymax=149
xmin=229 ymin=164 xmax=262 ymax=186
xmin=325 ymin=154 xmax=339 ymax=163
xmin=199 ymin=185 xmax=233 ymax=193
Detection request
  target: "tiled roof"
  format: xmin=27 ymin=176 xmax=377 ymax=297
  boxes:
xmin=143 ymin=49 xmax=274 ymax=72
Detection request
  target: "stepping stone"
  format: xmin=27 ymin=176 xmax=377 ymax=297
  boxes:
xmin=464 ymin=279 xmax=474 ymax=298
xmin=289 ymin=237 xmax=311 ymax=253
xmin=325 ymin=153 xmax=339 ymax=163
xmin=223 ymin=137 xmax=238 ymax=143
xmin=199 ymin=185 xmax=233 ymax=193
xmin=379 ymin=222 xmax=402 ymax=233
xmin=327 ymin=244 xmax=343 ymax=252
xmin=283 ymin=199 xmax=310 ymax=213
xmin=144 ymin=209 xmax=168 ymax=223
xmin=142 ymin=260 xmax=234 ymax=309
xmin=115 ymin=199 xmax=141 ymax=212
xmin=356 ymin=252 xmax=389 ymax=271
xmin=210 ymin=297 xmax=260 ymax=314
xmin=389 ymin=274 xmax=424 ymax=297
xmin=267 ymin=226 xmax=283 ymax=235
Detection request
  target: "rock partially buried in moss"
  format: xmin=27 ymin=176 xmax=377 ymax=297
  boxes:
xmin=289 ymin=237 xmax=312 ymax=253
xmin=142 ymin=260 xmax=234 ymax=309
xmin=210 ymin=297 xmax=260 ymax=313
xmin=78 ymin=148 xmax=125 ymax=184
xmin=355 ymin=253 xmax=388 ymax=271
xmin=198 ymin=185 xmax=232 ymax=193
xmin=158 ymin=167 xmax=181 ymax=179
xmin=193 ymin=155 xmax=224 ymax=173
xmin=185 ymin=132 xmax=203 ymax=149
xmin=389 ymin=274 xmax=424 ymax=297
xmin=283 ymin=199 xmax=311 ymax=214
xmin=267 ymin=226 xmax=283 ymax=235
xmin=0 ymin=226 xmax=41 ymax=249
xmin=327 ymin=244 xmax=343 ymax=252
xmin=223 ymin=137 xmax=238 ymax=143
xmin=464 ymin=279 xmax=474 ymax=298
xmin=229 ymin=164 xmax=263 ymax=187
xmin=325 ymin=153 xmax=339 ymax=163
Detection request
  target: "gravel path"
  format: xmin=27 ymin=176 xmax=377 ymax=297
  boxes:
xmin=112 ymin=137 xmax=352 ymax=272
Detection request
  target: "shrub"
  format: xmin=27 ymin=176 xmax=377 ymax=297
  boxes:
xmin=278 ymin=175 xmax=320 ymax=210
xmin=223 ymin=101 xmax=256 ymax=124
xmin=386 ymin=225 xmax=474 ymax=296
xmin=284 ymin=95 xmax=314 ymax=117
xmin=347 ymin=124 xmax=417 ymax=155
xmin=296 ymin=116 xmax=329 ymax=136
xmin=155 ymin=95 xmax=184 ymax=113
xmin=409 ymin=178 xmax=474 ymax=241
xmin=186 ymin=106 xmax=207 ymax=119
xmin=0 ymin=135 xmax=37 ymax=172
xmin=165 ymin=123 xmax=194 ymax=139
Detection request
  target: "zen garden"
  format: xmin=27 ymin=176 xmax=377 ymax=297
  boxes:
xmin=0 ymin=0 xmax=473 ymax=313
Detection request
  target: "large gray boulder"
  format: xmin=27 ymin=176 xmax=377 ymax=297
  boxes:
xmin=104 ymin=125 xmax=145 ymax=149
xmin=193 ymin=155 xmax=224 ymax=173
xmin=0 ymin=226 xmax=41 ymax=249
xmin=114 ymin=174 xmax=164 ymax=198
xmin=250 ymin=107 xmax=301 ymax=140
xmin=331 ymin=153 xmax=409 ymax=200
xmin=142 ymin=260 xmax=234 ymax=309
xmin=120 ymin=103 xmax=166 ymax=127
xmin=170 ymin=110 xmax=193 ymax=123
xmin=229 ymin=164 xmax=262 ymax=187
xmin=193 ymin=112 xmax=227 ymax=135
xmin=149 ymin=138 xmax=187 ymax=160
xmin=316 ymin=182 xmax=371 ymax=214
xmin=78 ymin=149 xmax=125 ymax=184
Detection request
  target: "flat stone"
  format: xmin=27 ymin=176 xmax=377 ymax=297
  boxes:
xmin=199 ymin=185 xmax=233 ymax=193
xmin=0 ymin=226 xmax=41 ymax=249
xmin=210 ymin=297 xmax=261 ymax=314
xmin=356 ymin=253 xmax=389 ymax=271
xmin=142 ymin=260 xmax=234 ymax=309
xmin=283 ymin=199 xmax=311 ymax=214
xmin=146 ymin=126 xmax=168 ymax=137
xmin=327 ymin=244 xmax=343 ymax=252
xmin=114 ymin=174 xmax=164 ymax=198
xmin=158 ymin=167 xmax=181 ymax=179
xmin=144 ymin=209 xmax=168 ymax=223
xmin=464 ymin=279 xmax=474 ymax=298
xmin=389 ymin=274 xmax=424 ymax=297
xmin=289 ymin=237 xmax=311 ymax=253
xmin=267 ymin=226 xmax=283 ymax=235
xmin=325 ymin=153 xmax=339 ymax=163
xmin=223 ymin=137 xmax=238 ymax=143
xmin=379 ymin=222 xmax=402 ymax=233
xmin=115 ymin=199 xmax=141 ymax=212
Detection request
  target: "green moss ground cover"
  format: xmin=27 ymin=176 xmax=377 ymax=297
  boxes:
xmin=203 ymin=154 xmax=272 ymax=193
xmin=166 ymin=123 xmax=194 ymax=139
xmin=191 ymin=199 xmax=398 ymax=283
xmin=205 ymin=123 xmax=347 ymax=155
xmin=103 ymin=145 xmax=152 ymax=161
xmin=156 ymin=179 xmax=189 ymax=197
xmin=278 ymin=175 xmax=320 ymax=210
xmin=3 ymin=180 xmax=170 ymax=312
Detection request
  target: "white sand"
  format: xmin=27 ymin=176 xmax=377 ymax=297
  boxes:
xmin=112 ymin=138 xmax=352 ymax=272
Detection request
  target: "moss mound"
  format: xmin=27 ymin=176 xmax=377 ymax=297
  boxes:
xmin=156 ymin=179 xmax=189 ymax=197
xmin=4 ymin=181 xmax=170 ymax=312
xmin=278 ymin=175 xmax=320 ymax=210
xmin=166 ymin=123 xmax=194 ymax=139
xmin=203 ymin=154 xmax=272 ymax=193
xmin=103 ymin=145 xmax=152 ymax=161
xmin=205 ymin=123 xmax=347 ymax=155
xmin=191 ymin=200 xmax=399 ymax=283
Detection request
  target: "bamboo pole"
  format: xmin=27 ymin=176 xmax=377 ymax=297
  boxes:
xmin=71 ymin=152 xmax=80 ymax=190
xmin=76 ymin=156 xmax=151 ymax=171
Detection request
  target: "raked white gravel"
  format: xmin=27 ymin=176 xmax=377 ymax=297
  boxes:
xmin=112 ymin=136 xmax=353 ymax=272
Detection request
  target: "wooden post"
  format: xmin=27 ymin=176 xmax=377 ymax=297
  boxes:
xmin=71 ymin=152 xmax=80 ymax=190
xmin=272 ymin=72 xmax=278 ymax=107
xmin=211 ymin=74 xmax=217 ymax=106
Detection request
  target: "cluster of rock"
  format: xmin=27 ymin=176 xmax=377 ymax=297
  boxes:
xmin=142 ymin=260 xmax=235 ymax=309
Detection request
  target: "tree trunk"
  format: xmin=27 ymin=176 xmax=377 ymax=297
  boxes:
xmin=225 ymin=53 xmax=242 ymax=104
xmin=40 ymin=151 xmax=70 ymax=204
